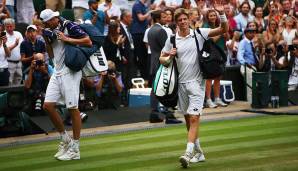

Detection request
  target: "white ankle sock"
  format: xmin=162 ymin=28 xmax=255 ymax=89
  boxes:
xmin=195 ymin=139 xmax=203 ymax=153
xmin=72 ymin=140 xmax=80 ymax=150
xmin=186 ymin=142 xmax=194 ymax=154
xmin=60 ymin=131 xmax=71 ymax=143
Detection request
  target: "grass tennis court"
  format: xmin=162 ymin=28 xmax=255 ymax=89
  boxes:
xmin=0 ymin=115 xmax=298 ymax=171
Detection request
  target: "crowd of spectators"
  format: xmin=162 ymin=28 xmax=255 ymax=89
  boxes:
xmin=0 ymin=0 xmax=298 ymax=116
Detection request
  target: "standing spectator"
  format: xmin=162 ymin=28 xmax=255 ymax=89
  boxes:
xmin=98 ymin=0 xmax=121 ymax=36
xmin=46 ymin=0 xmax=65 ymax=12
xmin=83 ymin=0 xmax=109 ymax=36
xmin=4 ymin=0 xmax=14 ymax=20
xmin=264 ymin=1 xmax=282 ymax=24
xmin=224 ymin=3 xmax=237 ymax=38
xmin=234 ymin=1 xmax=255 ymax=32
xmin=237 ymin=28 xmax=259 ymax=103
xmin=237 ymin=0 xmax=255 ymax=11
xmin=103 ymin=20 xmax=126 ymax=68
xmin=281 ymin=16 xmax=297 ymax=45
xmin=189 ymin=8 xmax=203 ymax=29
xmin=119 ymin=9 xmax=137 ymax=106
xmin=16 ymin=0 xmax=35 ymax=24
xmin=40 ymin=9 xmax=92 ymax=161
xmin=4 ymin=18 xmax=23 ymax=85
xmin=131 ymin=0 xmax=151 ymax=80
xmin=253 ymin=6 xmax=266 ymax=34
xmin=262 ymin=19 xmax=283 ymax=45
xmin=164 ymin=8 xmax=176 ymax=33
xmin=0 ymin=0 xmax=11 ymax=23
xmin=72 ymin=0 xmax=89 ymax=22
xmin=203 ymin=9 xmax=228 ymax=108
xmin=160 ymin=5 xmax=228 ymax=167
xmin=281 ymin=0 xmax=292 ymax=16
xmin=20 ymin=25 xmax=46 ymax=79
xmin=180 ymin=0 xmax=197 ymax=9
xmin=147 ymin=9 xmax=182 ymax=124
xmin=0 ymin=26 xmax=10 ymax=86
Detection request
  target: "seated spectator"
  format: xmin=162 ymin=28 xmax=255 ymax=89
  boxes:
xmin=0 ymin=26 xmax=10 ymax=86
xmin=89 ymin=60 xmax=124 ymax=109
xmin=24 ymin=53 xmax=53 ymax=115
xmin=20 ymin=25 xmax=46 ymax=79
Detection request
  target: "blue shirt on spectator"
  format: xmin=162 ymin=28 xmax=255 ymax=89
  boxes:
xmin=83 ymin=9 xmax=105 ymax=35
xmin=234 ymin=13 xmax=254 ymax=32
xmin=20 ymin=39 xmax=46 ymax=69
xmin=237 ymin=37 xmax=258 ymax=65
xmin=131 ymin=1 xmax=148 ymax=34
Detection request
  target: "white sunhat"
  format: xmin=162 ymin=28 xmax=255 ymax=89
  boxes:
xmin=40 ymin=9 xmax=60 ymax=22
xmin=26 ymin=24 xmax=37 ymax=31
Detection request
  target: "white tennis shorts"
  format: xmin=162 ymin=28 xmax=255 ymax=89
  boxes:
xmin=178 ymin=79 xmax=206 ymax=115
xmin=44 ymin=71 xmax=82 ymax=109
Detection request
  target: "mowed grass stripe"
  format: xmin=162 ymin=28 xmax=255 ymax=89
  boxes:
xmin=0 ymin=124 xmax=296 ymax=163
xmin=0 ymin=119 xmax=297 ymax=161
xmin=10 ymin=141 xmax=298 ymax=171
xmin=0 ymin=115 xmax=297 ymax=157
xmin=0 ymin=115 xmax=296 ymax=154
xmin=2 ymin=130 xmax=298 ymax=171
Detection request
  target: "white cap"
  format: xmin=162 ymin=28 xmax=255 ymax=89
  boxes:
xmin=27 ymin=25 xmax=37 ymax=31
xmin=40 ymin=9 xmax=60 ymax=22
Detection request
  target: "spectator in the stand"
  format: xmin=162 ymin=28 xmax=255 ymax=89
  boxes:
xmin=258 ymin=42 xmax=285 ymax=72
xmin=226 ymin=31 xmax=241 ymax=65
xmin=94 ymin=60 xmax=124 ymax=109
xmin=16 ymin=0 xmax=35 ymax=24
xmin=253 ymin=6 xmax=266 ymax=34
xmin=189 ymin=8 xmax=203 ymax=29
xmin=224 ymin=3 xmax=237 ymax=38
xmin=4 ymin=0 xmax=14 ymax=20
xmin=237 ymin=27 xmax=259 ymax=103
xmin=24 ymin=53 xmax=53 ymax=115
xmin=281 ymin=0 xmax=292 ymax=16
xmin=46 ymin=0 xmax=65 ymax=12
xmin=234 ymin=1 xmax=255 ymax=32
xmin=263 ymin=19 xmax=283 ymax=45
xmin=0 ymin=0 xmax=10 ymax=23
xmin=20 ymin=25 xmax=46 ymax=79
xmin=287 ymin=38 xmax=298 ymax=91
xmin=264 ymin=1 xmax=282 ymax=24
xmin=103 ymin=20 xmax=126 ymax=68
xmin=72 ymin=0 xmax=89 ymax=22
xmin=83 ymin=0 xmax=109 ymax=36
xmin=203 ymin=9 xmax=228 ymax=108
xmin=119 ymin=9 xmax=137 ymax=106
xmin=98 ymin=0 xmax=121 ymax=36
xmin=147 ymin=9 xmax=182 ymax=124
xmin=180 ymin=0 xmax=197 ymax=9
xmin=0 ymin=26 xmax=10 ymax=86
xmin=4 ymin=18 xmax=23 ymax=85
xmin=164 ymin=8 xmax=176 ymax=33
xmin=237 ymin=0 xmax=255 ymax=10
xmin=131 ymin=0 xmax=151 ymax=80
xmin=281 ymin=16 xmax=297 ymax=45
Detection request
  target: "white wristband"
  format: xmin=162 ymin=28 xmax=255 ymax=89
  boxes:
xmin=219 ymin=14 xmax=227 ymax=23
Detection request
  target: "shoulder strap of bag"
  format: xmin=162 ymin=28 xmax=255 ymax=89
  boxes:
xmin=170 ymin=34 xmax=176 ymax=49
xmin=193 ymin=29 xmax=202 ymax=60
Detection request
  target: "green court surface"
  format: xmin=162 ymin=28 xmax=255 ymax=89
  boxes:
xmin=0 ymin=115 xmax=298 ymax=171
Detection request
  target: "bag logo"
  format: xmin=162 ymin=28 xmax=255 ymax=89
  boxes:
xmin=163 ymin=67 xmax=169 ymax=90
xmin=202 ymin=51 xmax=210 ymax=58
